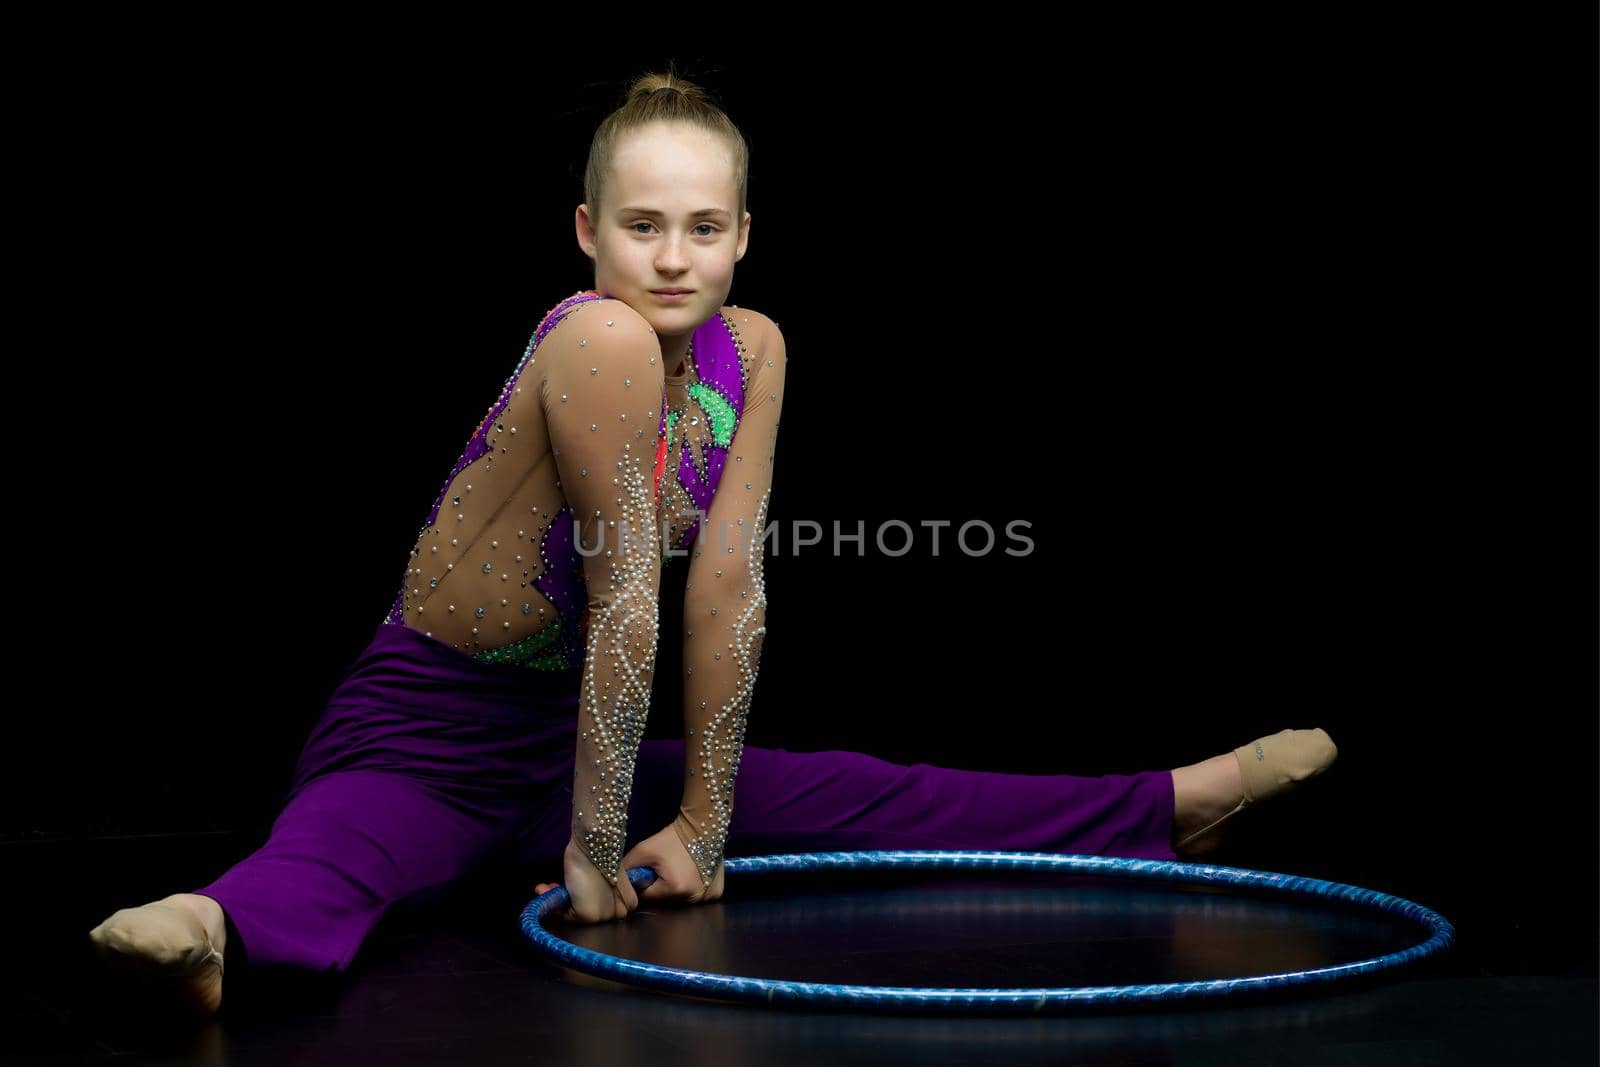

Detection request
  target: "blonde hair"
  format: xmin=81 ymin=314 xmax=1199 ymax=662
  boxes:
xmin=583 ymin=66 xmax=749 ymax=228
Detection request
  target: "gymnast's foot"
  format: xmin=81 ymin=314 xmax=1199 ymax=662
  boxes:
xmin=1170 ymin=728 xmax=1339 ymax=858
xmin=1170 ymin=752 xmax=1245 ymax=857
xmin=88 ymin=893 xmax=227 ymax=1015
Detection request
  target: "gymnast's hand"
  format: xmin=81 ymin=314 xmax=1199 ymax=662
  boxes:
xmin=615 ymin=815 xmax=726 ymax=907
xmin=535 ymin=838 xmax=639 ymax=923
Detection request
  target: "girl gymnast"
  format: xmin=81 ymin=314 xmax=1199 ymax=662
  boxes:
xmin=88 ymin=68 xmax=1338 ymax=1017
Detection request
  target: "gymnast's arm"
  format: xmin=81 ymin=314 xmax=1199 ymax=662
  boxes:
xmin=540 ymin=300 xmax=667 ymax=888
xmin=671 ymin=314 xmax=787 ymax=889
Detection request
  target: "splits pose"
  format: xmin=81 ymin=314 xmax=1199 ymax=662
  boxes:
xmin=87 ymin=73 xmax=1338 ymax=1017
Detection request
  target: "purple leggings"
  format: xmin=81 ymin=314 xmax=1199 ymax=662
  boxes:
xmin=193 ymin=624 xmax=1176 ymax=975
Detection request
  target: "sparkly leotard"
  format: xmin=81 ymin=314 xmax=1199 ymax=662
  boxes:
xmin=381 ymin=289 xmax=786 ymax=889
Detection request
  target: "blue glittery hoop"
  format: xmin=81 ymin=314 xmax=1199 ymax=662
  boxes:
xmin=520 ymin=850 xmax=1454 ymax=1012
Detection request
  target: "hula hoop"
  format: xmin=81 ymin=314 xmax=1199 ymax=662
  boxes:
xmin=519 ymin=850 xmax=1454 ymax=1012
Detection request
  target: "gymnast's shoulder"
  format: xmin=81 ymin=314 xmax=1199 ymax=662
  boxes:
xmin=541 ymin=297 xmax=664 ymax=367
xmin=718 ymin=305 xmax=787 ymax=374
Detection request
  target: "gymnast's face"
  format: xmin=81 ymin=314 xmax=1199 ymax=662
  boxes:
xmin=577 ymin=121 xmax=751 ymax=343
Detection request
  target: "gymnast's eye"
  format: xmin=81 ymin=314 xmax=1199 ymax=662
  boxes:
xmin=631 ymin=222 xmax=717 ymax=237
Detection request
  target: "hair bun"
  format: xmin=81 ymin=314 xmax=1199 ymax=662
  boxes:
xmin=625 ymin=65 xmax=714 ymax=102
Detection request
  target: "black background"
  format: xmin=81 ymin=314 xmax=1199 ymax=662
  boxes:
xmin=7 ymin=27 xmax=1592 ymax=979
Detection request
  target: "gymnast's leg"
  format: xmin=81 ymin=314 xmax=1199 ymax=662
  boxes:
xmin=719 ymin=744 xmax=1184 ymax=860
xmin=88 ymin=767 xmax=521 ymax=1015
xmin=622 ymin=739 xmax=1318 ymax=864
xmin=597 ymin=741 xmax=1185 ymax=864
xmin=507 ymin=739 xmax=1283 ymax=887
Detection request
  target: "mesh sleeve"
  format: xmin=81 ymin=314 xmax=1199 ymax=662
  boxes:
xmin=673 ymin=321 xmax=787 ymax=888
xmin=540 ymin=301 xmax=667 ymax=886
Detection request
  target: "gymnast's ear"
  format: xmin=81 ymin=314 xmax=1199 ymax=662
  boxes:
xmin=575 ymin=203 xmax=599 ymax=261
xmin=734 ymin=210 xmax=752 ymax=262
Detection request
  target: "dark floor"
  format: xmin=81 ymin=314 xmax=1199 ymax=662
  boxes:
xmin=7 ymin=833 xmax=1596 ymax=1066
